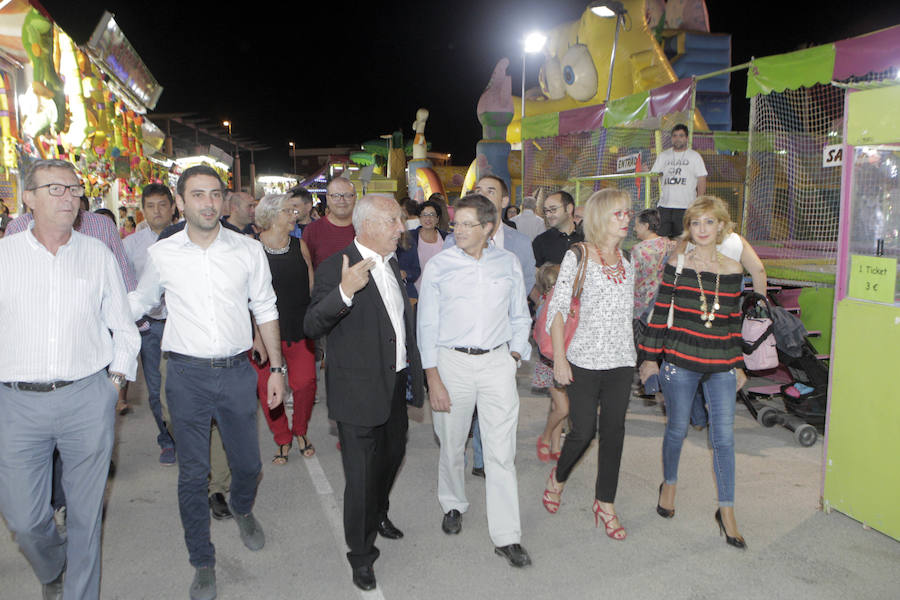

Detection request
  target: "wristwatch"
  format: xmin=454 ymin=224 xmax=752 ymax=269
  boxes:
xmin=108 ymin=373 xmax=127 ymax=389
xmin=270 ymin=364 xmax=288 ymax=375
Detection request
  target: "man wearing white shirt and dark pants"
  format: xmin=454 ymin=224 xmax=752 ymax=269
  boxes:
xmin=0 ymin=159 xmax=140 ymax=599
xmin=123 ymin=183 xmax=177 ymax=464
xmin=129 ymin=165 xmax=285 ymax=600
xmin=650 ymin=123 xmax=707 ymax=238
xmin=418 ymin=194 xmax=533 ymax=568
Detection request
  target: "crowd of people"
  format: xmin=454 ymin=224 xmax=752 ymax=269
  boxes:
xmin=0 ymin=124 xmax=760 ymax=599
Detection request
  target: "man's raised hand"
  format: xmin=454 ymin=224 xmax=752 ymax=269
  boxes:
xmin=340 ymin=254 xmax=376 ymax=297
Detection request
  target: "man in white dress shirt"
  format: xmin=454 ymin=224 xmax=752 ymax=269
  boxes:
xmin=129 ymin=165 xmax=285 ymax=600
xmin=418 ymin=194 xmax=533 ymax=568
xmin=0 ymin=159 xmax=140 ymax=600
xmin=123 ymin=183 xmax=177 ymax=464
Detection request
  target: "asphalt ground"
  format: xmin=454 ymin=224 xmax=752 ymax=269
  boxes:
xmin=2 ymin=355 xmax=899 ymax=600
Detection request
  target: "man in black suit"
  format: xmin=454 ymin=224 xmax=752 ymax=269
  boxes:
xmin=304 ymin=194 xmax=423 ymax=592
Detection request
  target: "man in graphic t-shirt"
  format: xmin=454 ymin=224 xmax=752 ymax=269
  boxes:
xmin=302 ymin=177 xmax=356 ymax=268
xmin=650 ymin=123 xmax=707 ymax=238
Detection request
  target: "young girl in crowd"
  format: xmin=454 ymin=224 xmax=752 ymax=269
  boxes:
xmin=532 ymin=263 xmax=569 ymax=462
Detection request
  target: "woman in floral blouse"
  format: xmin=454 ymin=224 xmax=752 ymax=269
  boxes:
xmin=540 ymin=189 xmax=635 ymax=541
xmin=632 ymin=209 xmax=676 ymax=322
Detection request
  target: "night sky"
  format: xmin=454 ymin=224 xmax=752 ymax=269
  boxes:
xmin=39 ymin=0 xmax=900 ymax=174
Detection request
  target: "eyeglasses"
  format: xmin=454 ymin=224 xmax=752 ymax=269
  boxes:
xmin=29 ymin=183 xmax=85 ymax=197
xmin=281 ymin=208 xmax=301 ymax=215
xmin=613 ymin=209 xmax=634 ymax=220
xmin=451 ymin=221 xmax=484 ymax=231
xmin=420 ymin=212 xmax=438 ymax=218
xmin=543 ymin=205 xmax=562 ymax=215
xmin=327 ymin=193 xmax=355 ymax=201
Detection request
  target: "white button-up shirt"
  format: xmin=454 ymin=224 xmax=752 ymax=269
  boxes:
xmin=0 ymin=227 xmax=140 ymax=382
xmin=128 ymin=224 xmax=278 ymax=358
xmin=340 ymin=239 xmax=407 ymax=372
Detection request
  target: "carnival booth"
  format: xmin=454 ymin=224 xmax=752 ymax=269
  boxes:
xmin=822 ymin=81 xmax=900 ymax=542
xmin=0 ymin=3 xmax=166 ymax=216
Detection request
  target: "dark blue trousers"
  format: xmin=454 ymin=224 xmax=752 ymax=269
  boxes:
xmin=166 ymin=354 xmax=261 ymax=568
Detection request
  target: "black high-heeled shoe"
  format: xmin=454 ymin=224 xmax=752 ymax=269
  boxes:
xmin=656 ymin=483 xmax=674 ymax=518
xmin=715 ymin=509 xmax=747 ymax=549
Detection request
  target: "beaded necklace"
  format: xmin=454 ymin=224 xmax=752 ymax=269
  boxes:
xmin=694 ymin=252 xmax=721 ymax=328
xmin=599 ymin=248 xmax=625 ymax=284
xmin=262 ymin=238 xmax=291 ymax=255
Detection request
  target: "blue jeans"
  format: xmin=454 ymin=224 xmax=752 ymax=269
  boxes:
xmin=166 ymin=355 xmax=261 ymax=568
xmin=660 ymin=361 xmax=737 ymax=506
xmin=690 ymin=390 xmax=708 ymax=428
xmin=140 ymin=319 xmax=174 ymax=449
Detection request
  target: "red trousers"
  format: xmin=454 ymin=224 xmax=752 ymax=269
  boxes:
xmin=252 ymin=338 xmax=317 ymax=445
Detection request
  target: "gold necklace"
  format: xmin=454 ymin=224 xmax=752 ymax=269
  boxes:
xmin=695 ymin=253 xmax=720 ymax=328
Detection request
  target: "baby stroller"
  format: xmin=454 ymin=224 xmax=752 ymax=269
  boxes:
xmin=738 ymin=291 xmax=830 ymax=447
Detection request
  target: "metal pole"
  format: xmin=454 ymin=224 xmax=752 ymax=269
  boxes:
xmin=688 ymin=77 xmax=697 ymax=146
xmin=521 ymin=52 xmax=527 ymax=205
xmin=694 ymin=62 xmax=751 ymax=81
xmin=603 ymin=15 xmax=622 ymax=104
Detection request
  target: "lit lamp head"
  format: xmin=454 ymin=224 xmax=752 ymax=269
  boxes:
xmin=589 ymin=0 xmax=626 ymax=18
xmin=523 ymin=31 xmax=547 ymax=54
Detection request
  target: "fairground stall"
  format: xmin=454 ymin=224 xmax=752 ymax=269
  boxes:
xmin=0 ymin=4 xmax=165 ymax=216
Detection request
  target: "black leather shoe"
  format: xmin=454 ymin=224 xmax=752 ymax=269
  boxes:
xmin=495 ymin=543 xmax=532 ymax=567
xmin=351 ymin=565 xmax=376 ymax=591
xmin=377 ymin=517 xmax=404 ymax=539
xmin=209 ymin=493 xmax=232 ymax=520
xmin=472 ymin=466 xmax=485 ymax=478
xmin=441 ymin=509 xmax=462 ymax=534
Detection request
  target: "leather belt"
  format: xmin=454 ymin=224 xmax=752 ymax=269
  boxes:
xmin=165 ymin=351 xmax=247 ymax=368
xmin=3 ymin=380 xmax=75 ymax=392
xmin=452 ymin=344 xmax=505 ymax=356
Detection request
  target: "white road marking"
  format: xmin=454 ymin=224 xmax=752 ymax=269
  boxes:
xmin=304 ymin=454 xmax=386 ymax=600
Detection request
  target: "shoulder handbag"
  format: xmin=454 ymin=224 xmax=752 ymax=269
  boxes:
xmin=533 ymin=243 xmax=589 ymax=360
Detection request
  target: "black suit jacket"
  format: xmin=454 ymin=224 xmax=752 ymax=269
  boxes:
xmin=304 ymin=243 xmax=424 ymax=427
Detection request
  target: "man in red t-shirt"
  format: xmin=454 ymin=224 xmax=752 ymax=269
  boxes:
xmin=303 ymin=177 xmax=357 ymax=269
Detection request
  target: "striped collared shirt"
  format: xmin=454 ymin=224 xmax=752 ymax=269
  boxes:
xmin=0 ymin=227 xmax=140 ymax=382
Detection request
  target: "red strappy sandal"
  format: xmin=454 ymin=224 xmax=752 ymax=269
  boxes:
xmin=593 ymin=500 xmax=626 ymax=540
xmin=542 ymin=467 xmax=562 ymax=514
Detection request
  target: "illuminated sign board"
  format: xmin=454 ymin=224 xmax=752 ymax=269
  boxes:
xmin=86 ymin=11 xmax=162 ymax=110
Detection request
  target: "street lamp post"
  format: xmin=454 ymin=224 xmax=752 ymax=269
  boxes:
xmin=222 ymin=120 xmax=238 ymax=190
xmin=589 ymin=1 xmax=628 ymax=104
xmin=522 ymin=31 xmax=546 ymax=204
xmin=288 ymin=141 xmax=296 ymax=175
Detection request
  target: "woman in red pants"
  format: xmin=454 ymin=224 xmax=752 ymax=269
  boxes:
xmin=253 ymin=192 xmax=318 ymax=463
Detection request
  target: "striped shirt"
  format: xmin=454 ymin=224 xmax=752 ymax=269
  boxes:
xmin=0 ymin=228 xmax=140 ymax=382
xmin=638 ymin=263 xmax=744 ymax=373
xmin=6 ymin=210 xmax=137 ymax=291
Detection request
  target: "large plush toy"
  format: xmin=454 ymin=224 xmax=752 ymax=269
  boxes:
xmin=21 ymin=8 xmax=66 ymax=135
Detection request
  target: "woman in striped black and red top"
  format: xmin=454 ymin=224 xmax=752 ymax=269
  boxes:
xmin=638 ymin=196 xmax=748 ymax=549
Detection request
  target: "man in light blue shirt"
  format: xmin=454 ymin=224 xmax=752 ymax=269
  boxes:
xmin=444 ymin=175 xmax=536 ymax=298
xmin=418 ymin=194 xmax=533 ymax=569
